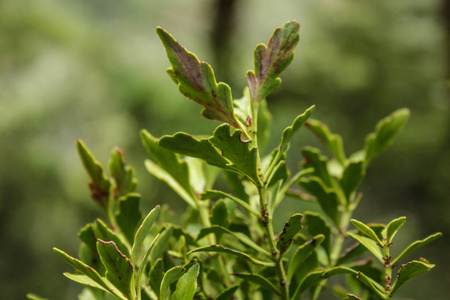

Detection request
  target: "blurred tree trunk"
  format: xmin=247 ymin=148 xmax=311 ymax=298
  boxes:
xmin=210 ymin=0 xmax=237 ymax=86
xmin=444 ymin=0 xmax=450 ymax=78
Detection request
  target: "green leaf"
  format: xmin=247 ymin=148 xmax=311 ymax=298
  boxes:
xmin=364 ymin=108 xmax=410 ymax=163
xmin=115 ymin=193 xmax=142 ymax=245
xmin=233 ymin=273 xmax=280 ymax=295
xmin=389 ymin=260 xmax=435 ymax=297
xmin=304 ymin=212 xmax=332 ymax=258
xmin=301 ymin=147 xmax=333 ymax=188
xmin=279 ymin=106 xmax=315 ymax=154
xmin=339 ymin=161 xmax=365 ymax=203
xmin=257 ymin=99 xmax=273 ymax=151
xmin=150 ymin=226 xmax=174 ymax=263
xmin=156 ymin=27 xmax=239 ymax=128
xmin=159 ymin=133 xmax=231 ymax=170
xmin=63 ymin=273 xmax=123 ymax=297
xmin=201 ymin=190 xmax=260 ymax=217
xmin=93 ymin=219 xmax=130 ymax=258
xmin=267 ymin=160 xmax=289 ymax=187
xmin=350 ymin=219 xmax=383 ymax=246
xmin=27 ymin=294 xmax=49 ymax=300
xmin=160 ymin=266 xmax=186 ymax=300
xmin=277 ymin=213 xmax=303 ymax=254
xmin=305 ymin=119 xmax=346 ymax=165
xmin=53 ymin=248 xmax=124 ymax=299
xmin=76 ymin=140 xmax=111 ymax=210
xmin=287 ymin=234 xmax=324 ymax=282
xmin=382 ymin=217 xmax=406 ymax=246
xmin=291 ymin=266 xmax=354 ymax=299
xmin=347 ymin=232 xmax=383 ymax=263
xmin=187 ymin=245 xmax=275 ymax=267
xmin=209 ymin=124 xmax=262 ymax=186
xmin=149 ymin=258 xmax=165 ymax=296
xmin=336 ymin=243 xmax=368 ymax=266
xmin=391 ymin=232 xmax=442 ymax=265
xmin=96 ymin=240 xmax=134 ymax=300
xmin=79 ymin=224 xmax=97 ymax=253
xmin=131 ymin=205 xmax=160 ymax=264
xmin=109 ymin=147 xmax=137 ymax=199
xmin=246 ymin=21 xmax=300 ymax=103
xmin=346 ymin=294 xmax=363 ymax=300
xmin=211 ymin=199 xmax=228 ymax=228
xmin=196 ymin=225 xmax=269 ymax=257
xmin=353 ymin=271 xmax=386 ymax=298
xmin=299 ymin=178 xmax=340 ymax=226
xmin=78 ymin=224 xmax=105 ymax=273
xmin=172 ymin=263 xmax=200 ymax=300
xmin=215 ymin=285 xmax=239 ymax=300
xmin=141 ymin=130 xmax=197 ymax=208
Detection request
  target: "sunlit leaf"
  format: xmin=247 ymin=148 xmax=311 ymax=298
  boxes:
xmin=53 ymin=248 xmax=124 ymax=299
xmin=157 ymin=27 xmax=239 ymax=127
xmin=160 ymin=266 xmax=186 ymax=300
xmin=347 ymin=232 xmax=383 ymax=263
xmin=131 ymin=205 xmax=160 ymax=264
xmin=246 ymin=21 xmax=300 ymax=103
xmin=364 ymin=109 xmax=410 ymax=163
xmin=382 ymin=216 xmax=406 ymax=246
xmin=350 ymin=219 xmax=383 ymax=246
xmin=172 ymin=263 xmax=200 ymax=300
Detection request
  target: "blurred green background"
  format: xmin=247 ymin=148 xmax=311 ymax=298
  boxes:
xmin=1 ymin=0 xmax=449 ymax=299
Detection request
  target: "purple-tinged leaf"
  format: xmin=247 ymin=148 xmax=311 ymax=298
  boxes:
xmin=246 ymin=21 xmax=300 ymax=103
xmin=157 ymin=27 xmax=239 ymax=128
xmin=77 ymin=140 xmax=111 ymax=211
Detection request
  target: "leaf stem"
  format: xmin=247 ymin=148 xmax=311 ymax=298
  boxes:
xmin=258 ymin=187 xmax=289 ymax=300
xmin=197 ymin=199 xmax=231 ymax=287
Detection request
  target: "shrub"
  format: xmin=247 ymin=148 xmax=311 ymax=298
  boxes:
xmin=28 ymin=21 xmax=441 ymax=300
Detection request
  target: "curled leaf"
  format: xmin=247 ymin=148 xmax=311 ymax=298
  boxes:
xmin=157 ymin=27 xmax=239 ymax=127
xmin=247 ymin=21 xmax=300 ymax=102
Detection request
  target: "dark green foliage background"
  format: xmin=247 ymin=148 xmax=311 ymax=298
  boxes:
xmin=0 ymin=0 xmax=448 ymax=299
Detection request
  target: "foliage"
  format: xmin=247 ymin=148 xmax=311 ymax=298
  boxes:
xmin=27 ymin=21 xmax=441 ymax=300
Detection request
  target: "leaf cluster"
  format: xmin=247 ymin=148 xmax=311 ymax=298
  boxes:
xmin=29 ymin=21 xmax=441 ymax=300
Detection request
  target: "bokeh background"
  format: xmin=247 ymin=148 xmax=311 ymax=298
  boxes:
xmin=1 ymin=0 xmax=449 ymax=299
